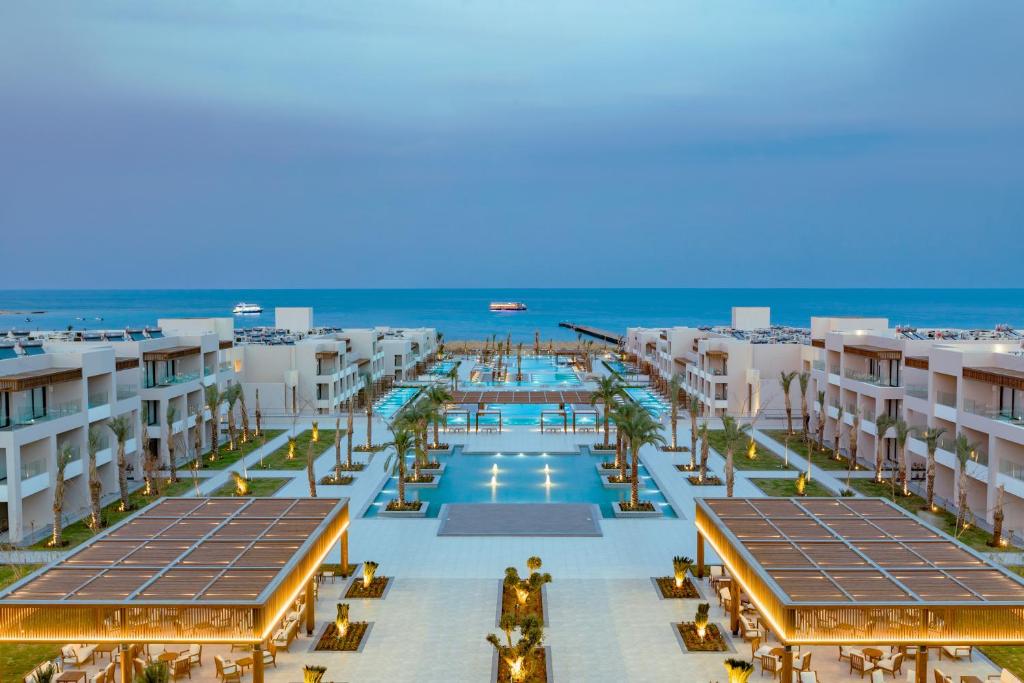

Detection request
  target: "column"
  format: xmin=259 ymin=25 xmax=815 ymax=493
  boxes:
xmin=696 ymin=532 xmax=705 ymax=579
xmin=119 ymin=644 xmax=131 ymax=683
xmin=305 ymin=578 xmax=316 ymax=635
xmin=780 ymin=645 xmax=793 ymax=683
xmin=730 ymin=583 xmax=740 ymax=635
xmin=916 ymin=646 xmax=928 ymax=683
xmin=252 ymin=643 xmax=265 ymax=683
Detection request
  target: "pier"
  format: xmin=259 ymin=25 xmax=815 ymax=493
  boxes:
xmin=559 ymin=321 xmax=624 ymax=345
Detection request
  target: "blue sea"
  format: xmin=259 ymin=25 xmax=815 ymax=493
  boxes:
xmin=1 ymin=289 xmax=1022 ymax=341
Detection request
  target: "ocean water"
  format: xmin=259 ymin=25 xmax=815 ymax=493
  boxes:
xmin=1 ymin=289 xmax=1022 ymax=341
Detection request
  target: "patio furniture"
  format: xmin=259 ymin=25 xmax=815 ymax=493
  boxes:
xmin=941 ymin=645 xmax=973 ymax=661
xmin=960 ymin=677 xmax=984 ymax=683
xmin=171 ymin=656 xmax=191 ymax=681
xmin=988 ymin=671 xmax=1024 ymax=683
xmin=88 ymin=669 xmax=105 ymax=683
xmin=739 ymin=614 xmax=763 ymax=641
xmin=94 ymin=644 xmax=116 ymax=662
xmin=750 ymin=637 xmax=773 ymax=663
xmin=797 ymin=652 xmax=812 ymax=674
xmin=24 ymin=661 xmax=61 ymax=683
xmin=214 ymin=656 xmax=241 ymax=683
xmin=158 ymin=651 xmax=181 ymax=665
xmin=759 ymin=652 xmax=780 ymax=679
xmin=61 ymin=645 xmax=96 ymax=667
xmin=799 ymin=674 xmax=818 ymax=683
xmin=187 ymin=645 xmax=202 ymax=667
xmin=864 ymin=648 xmax=885 ymax=663
xmin=850 ymin=652 xmax=872 ymax=677
xmin=132 ymin=658 xmax=147 ymax=680
xmin=839 ymin=646 xmax=863 ymax=662
xmin=933 ymin=670 xmax=952 ymax=683
xmin=263 ymin=643 xmax=277 ymax=668
xmin=55 ymin=672 xmax=86 ymax=683
xmin=874 ymin=653 xmax=905 ymax=677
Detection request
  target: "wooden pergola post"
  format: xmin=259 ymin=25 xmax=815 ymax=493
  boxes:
xmin=252 ymin=642 xmax=265 ymax=683
xmin=696 ymin=531 xmax=705 ymax=579
xmin=780 ymin=645 xmax=793 ymax=683
xmin=730 ymin=582 xmax=740 ymax=635
xmin=119 ymin=643 xmax=131 ymax=683
xmin=915 ymin=646 xmax=928 ymax=683
xmin=305 ymin=578 xmax=316 ymax=635
xmin=340 ymin=528 xmax=349 ymax=574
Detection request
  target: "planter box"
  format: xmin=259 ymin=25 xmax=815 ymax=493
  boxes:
xmin=419 ymin=462 xmax=447 ymax=474
xmin=601 ymin=474 xmax=631 ymax=489
xmin=427 ymin=444 xmax=454 ymax=455
xmin=404 ymin=475 xmax=441 ymax=489
xmin=612 ymin=501 xmax=663 ymax=518
xmin=595 ymin=463 xmax=629 ymax=476
xmin=377 ymin=501 xmax=430 ymax=518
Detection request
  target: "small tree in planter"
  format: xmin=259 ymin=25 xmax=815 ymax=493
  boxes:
xmin=504 ymin=557 xmax=552 ymax=623
xmin=724 ymin=658 xmax=754 ymax=683
xmin=362 ymin=561 xmax=379 ymax=590
xmin=693 ymin=602 xmax=710 ymax=641
xmin=231 ymin=471 xmax=250 ymax=496
xmin=672 ymin=556 xmax=693 ymax=589
xmin=486 ymin=614 xmax=544 ymax=683
xmin=303 ymin=665 xmax=327 ymax=683
xmin=336 ymin=602 xmax=350 ymax=637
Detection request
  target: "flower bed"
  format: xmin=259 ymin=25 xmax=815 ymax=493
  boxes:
xmin=686 ymin=474 xmax=724 ymax=486
xmin=335 ymin=462 xmax=366 ymax=472
xmin=354 ymin=444 xmax=387 ymax=453
xmin=655 ymin=576 xmax=701 ymax=599
xmin=345 ymin=577 xmax=391 ymax=599
xmin=618 ymin=500 xmax=656 ymax=512
xmin=677 ymin=622 xmax=728 ymax=652
xmin=591 ymin=443 xmax=616 ymax=451
xmin=403 ymin=473 xmax=436 ymax=484
xmin=496 ymin=648 xmax=547 ymax=683
xmin=386 ymin=499 xmax=423 ymax=512
xmin=427 ymin=443 xmax=450 ymax=451
xmin=501 ymin=582 xmax=545 ymax=624
xmin=600 ymin=461 xmax=628 ymax=470
xmin=314 ymin=621 xmax=369 ymax=651
xmin=661 ymin=446 xmax=689 ymax=452
xmin=319 ymin=474 xmax=355 ymax=485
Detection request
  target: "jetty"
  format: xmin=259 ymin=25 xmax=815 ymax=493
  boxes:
xmin=559 ymin=322 xmax=624 ymax=345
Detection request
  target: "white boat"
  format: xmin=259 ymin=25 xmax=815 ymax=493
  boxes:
xmin=232 ymin=302 xmax=263 ymax=315
xmin=489 ymin=301 xmax=527 ymax=311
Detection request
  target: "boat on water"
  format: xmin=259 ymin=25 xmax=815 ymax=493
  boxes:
xmin=489 ymin=301 xmax=527 ymax=312
xmin=232 ymin=302 xmax=263 ymax=315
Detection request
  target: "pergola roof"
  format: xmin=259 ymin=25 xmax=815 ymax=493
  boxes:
xmin=0 ymin=497 xmax=348 ymax=643
xmin=695 ymin=497 xmax=1024 ymax=645
xmin=451 ymin=390 xmax=593 ymax=405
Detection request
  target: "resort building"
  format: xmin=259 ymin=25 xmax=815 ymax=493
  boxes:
xmin=0 ymin=343 xmax=141 ymax=545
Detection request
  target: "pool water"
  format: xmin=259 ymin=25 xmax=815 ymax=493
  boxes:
xmin=624 ymin=387 xmax=669 ymax=418
xmin=375 ymin=387 xmax=420 ymax=419
xmin=364 ymin=447 xmax=677 ymax=518
xmin=445 ymin=404 xmax=598 ymax=428
xmin=430 ymin=361 xmax=457 ymax=376
xmin=469 ymin=355 xmax=582 ymax=387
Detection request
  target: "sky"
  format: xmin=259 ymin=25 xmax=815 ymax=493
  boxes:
xmin=0 ymin=1 xmax=1021 ymax=289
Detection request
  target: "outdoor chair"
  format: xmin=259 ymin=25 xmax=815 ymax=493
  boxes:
xmin=89 ymin=669 xmax=106 ymax=683
xmin=797 ymin=652 xmax=812 ymax=673
xmin=739 ymin=614 xmax=762 ymax=641
xmin=133 ymin=658 xmax=147 ymax=680
xmin=933 ymin=669 xmax=952 ymax=683
xmin=171 ymin=656 xmax=191 ymax=681
xmin=25 ymin=661 xmax=61 ymax=683
xmin=940 ymin=645 xmax=972 ymax=661
xmin=839 ymin=645 xmax=862 ymax=662
xmin=214 ymin=656 xmax=240 ymax=683
xmin=759 ymin=653 xmax=780 ymax=679
xmin=874 ymin=652 xmax=904 ymax=677
xmin=750 ymin=637 xmax=773 ymax=663
xmin=850 ymin=652 xmax=871 ymax=677
xmin=799 ymin=673 xmax=818 ymax=683
xmin=187 ymin=645 xmax=202 ymax=667
xmin=62 ymin=644 xmax=97 ymax=667
xmin=263 ymin=642 xmax=277 ymax=668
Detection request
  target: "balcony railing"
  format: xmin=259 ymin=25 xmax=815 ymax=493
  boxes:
xmin=204 ymin=366 xmax=215 ymax=376
xmin=88 ymin=391 xmax=109 ymax=409
xmin=21 ymin=458 xmax=48 ymax=480
xmin=145 ymin=372 xmax=200 ymax=388
xmin=812 ymin=360 xmax=825 ymax=371
xmin=117 ymin=384 xmax=138 ymax=400
xmin=905 ymin=385 xmax=928 ymax=400
xmin=843 ymin=369 xmax=899 ymax=387
xmin=829 ymin=365 xmax=840 ymax=375
xmin=219 ymin=362 xmax=233 ymax=373
xmin=999 ymin=459 xmax=1024 ymax=483
xmin=936 ymin=391 xmax=957 ymax=408
xmin=963 ymin=399 xmax=1024 ymax=427
xmin=0 ymin=402 xmax=82 ymax=431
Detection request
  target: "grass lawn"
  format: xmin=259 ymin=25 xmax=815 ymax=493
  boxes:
xmin=706 ymin=431 xmax=794 ymax=471
xmin=762 ymin=430 xmax=857 ymax=472
xmin=30 ymin=477 xmax=196 ymax=550
xmin=849 ymin=478 xmax=1018 ymax=553
xmin=255 ymin=430 xmax=341 ymax=470
xmin=982 ymin=565 xmax=1024 ymax=679
xmin=0 ymin=565 xmax=57 ymax=683
xmin=199 ymin=429 xmax=284 ymax=470
xmin=750 ymin=477 xmax=836 ymax=497
xmin=211 ymin=477 xmax=290 ymax=497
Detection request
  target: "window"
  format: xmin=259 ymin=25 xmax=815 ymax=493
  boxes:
xmin=394 ymin=354 xmax=402 ymax=367
xmin=144 ymin=400 xmax=159 ymax=426
xmin=0 ymin=392 xmax=9 ymax=428
xmin=29 ymin=387 xmax=46 ymax=419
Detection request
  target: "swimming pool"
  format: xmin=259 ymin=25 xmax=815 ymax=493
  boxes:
xmin=468 ymin=355 xmax=582 ymax=387
xmin=430 ymin=360 xmax=457 ymax=376
xmin=375 ymin=387 xmax=420 ymax=419
xmin=604 ymin=359 xmax=638 ymax=376
xmin=624 ymin=387 xmax=669 ymax=418
xmin=364 ymin=447 xmax=677 ymax=518
xmin=444 ymin=403 xmax=598 ymax=428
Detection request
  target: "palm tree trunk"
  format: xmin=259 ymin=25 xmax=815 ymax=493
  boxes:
xmin=334 ymin=418 xmax=342 ymax=480
xmin=875 ymin=438 xmax=884 ymax=482
xmin=166 ymin=420 xmax=178 ymax=484
xmin=117 ymin=441 xmax=130 ymax=511
xmin=785 ymin=396 xmax=793 ymax=435
xmin=671 ymin=404 xmax=678 ymax=449
xmin=433 ymin=415 xmax=440 ymax=448
xmin=398 ymin=458 xmax=406 ymax=505
xmin=366 ymin=405 xmax=373 ymax=448
xmin=239 ymin=395 xmax=250 ymax=442
xmin=210 ymin=417 xmax=219 ymax=461
xmin=89 ymin=454 xmax=102 ymax=529
xmin=603 ymin=406 xmax=610 ymax=448
xmin=725 ymin=447 xmax=734 ymax=497
xmin=52 ymin=467 xmax=66 ymax=547
xmin=898 ymin=447 xmax=908 ymax=495
xmin=618 ymin=433 xmax=627 ymax=481
xmin=347 ymin=399 xmax=354 ymax=468
xmin=700 ymin=438 xmax=709 ymax=481
xmin=800 ymin=398 xmax=808 ymax=442
xmin=926 ymin=448 xmax=936 ymax=509
xmin=307 ymin=442 xmax=317 ymax=497
xmin=689 ymin=415 xmax=698 ymax=469
xmin=630 ymin=444 xmax=640 ymax=508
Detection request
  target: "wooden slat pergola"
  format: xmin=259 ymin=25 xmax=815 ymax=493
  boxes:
xmin=450 ymin=390 xmax=593 ymax=405
xmin=0 ymin=497 xmax=349 ymax=683
xmin=694 ymin=497 xmax=1024 ymax=683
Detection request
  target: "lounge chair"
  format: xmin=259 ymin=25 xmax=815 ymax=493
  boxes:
xmin=839 ymin=645 xmax=863 ymax=662
xmin=797 ymin=652 xmax=812 ymax=674
xmin=214 ymin=656 xmax=240 ymax=683
xmin=186 ymin=645 xmax=202 ymax=667
xmin=800 ymin=672 xmax=818 ymax=683
xmin=940 ymin=645 xmax=972 ymax=661
xmin=874 ymin=652 xmax=904 ymax=677
xmin=750 ymin=637 xmax=773 ymax=663
xmin=850 ymin=652 xmax=871 ymax=677
xmin=759 ymin=653 xmax=780 ymax=679
xmin=933 ymin=669 xmax=952 ymax=683
xmin=24 ymin=661 xmax=60 ymax=683
xmin=62 ymin=644 xmax=97 ymax=667
xmin=262 ymin=642 xmax=277 ymax=668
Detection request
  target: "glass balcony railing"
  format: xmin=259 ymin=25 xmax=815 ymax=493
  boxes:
xmin=963 ymin=399 xmax=1024 ymax=427
xmin=60 ymin=445 xmax=83 ymax=463
xmin=0 ymin=402 xmax=82 ymax=431
xmin=999 ymin=459 xmax=1024 ymax=483
xmin=905 ymin=385 xmax=928 ymax=400
xmin=843 ymin=369 xmax=899 ymax=387
xmin=812 ymin=360 xmax=825 ymax=371
xmin=219 ymin=362 xmax=233 ymax=373
xmin=88 ymin=391 xmax=109 ymax=408
xmin=204 ymin=366 xmax=215 ymax=376
xmin=20 ymin=458 xmax=48 ymax=480
xmin=146 ymin=372 xmax=200 ymax=388
xmin=829 ymin=365 xmax=841 ymax=375
xmin=117 ymin=384 xmax=138 ymax=400
xmin=936 ymin=391 xmax=958 ymax=408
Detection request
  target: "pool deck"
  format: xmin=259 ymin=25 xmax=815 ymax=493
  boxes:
xmin=437 ymin=502 xmax=603 ymax=536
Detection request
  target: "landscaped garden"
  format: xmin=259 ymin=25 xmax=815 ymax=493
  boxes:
xmin=654 ymin=556 xmax=700 ymax=598
xmin=200 ymin=429 xmax=283 ymax=470
xmin=705 ymin=431 xmax=793 ymax=471
xmin=750 ymin=476 xmax=834 ymax=498
xmin=210 ymin=476 xmax=289 ymax=497
xmin=315 ymin=603 xmax=369 ymax=651
xmin=345 ymin=562 xmax=390 ymax=599
xmin=255 ymin=428 xmax=340 ymax=470
xmin=0 ymin=564 xmax=58 ymax=683
xmin=676 ymin=603 xmax=727 ymax=652
xmin=762 ymin=430 xmax=853 ymax=471
xmin=490 ymin=556 xmax=551 ymax=682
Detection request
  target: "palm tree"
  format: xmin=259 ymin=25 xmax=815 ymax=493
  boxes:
xmin=846 ymin=409 xmax=860 ymax=490
xmin=953 ymin=433 xmax=976 ymax=532
xmin=697 ymin=422 xmax=711 ymax=482
xmin=383 ymin=427 xmax=415 ymax=507
xmin=238 ymin=386 xmax=250 ymax=443
xmin=915 ymin=426 xmax=947 ymax=510
xmin=448 ymin=365 xmax=459 ymax=391
xmin=254 ymin=388 xmax=262 ymax=437
xmin=797 ymin=372 xmax=810 ymax=442
xmin=192 ymin=406 xmax=204 ymax=471
xmin=346 ymin=395 xmax=355 ymax=469
xmin=779 ymin=371 xmax=797 ymax=435
xmin=720 ymin=415 xmax=750 ymax=497
xmin=874 ymin=414 xmax=896 ymax=483
xmin=990 ymin=484 xmax=1006 ymax=548
xmin=87 ymin=425 xmax=103 ymax=529
xmin=306 ymin=438 xmax=317 ymax=498
xmin=815 ymin=391 xmax=826 ymax=451
xmin=165 ymin=404 xmax=179 ymax=484
xmin=832 ymin=405 xmax=844 ymax=460
xmin=225 ymin=384 xmax=241 ymax=451
xmin=688 ymin=394 xmax=701 ymax=470
xmin=362 ymin=376 xmax=375 ymax=448
xmin=333 ymin=417 xmax=343 ymax=481
xmin=50 ymin=443 xmax=74 ymax=547
xmin=667 ymin=375 xmax=682 ymax=449
xmin=425 ymin=384 xmax=453 ymax=448
xmin=107 ymin=415 xmax=133 ymax=512
xmin=590 ymin=376 xmax=623 ymax=448
xmin=893 ymin=420 xmax=912 ymax=496
xmin=204 ymin=385 xmax=221 ymax=462
xmin=609 ymin=402 xmax=638 ymax=478
xmin=618 ymin=409 xmax=666 ymax=509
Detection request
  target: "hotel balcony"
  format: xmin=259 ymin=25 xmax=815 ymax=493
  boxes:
xmin=963 ymin=399 xmax=1024 ymax=430
xmin=87 ymin=391 xmax=111 ymax=421
xmin=934 ymin=391 xmax=958 ymax=422
xmin=0 ymin=401 xmax=82 ymax=432
xmin=116 ymin=384 xmax=138 ymax=401
xmin=144 ymin=372 xmax=200 ymax=389
xmin=842 ymin=368 xmax=900 ymax=388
